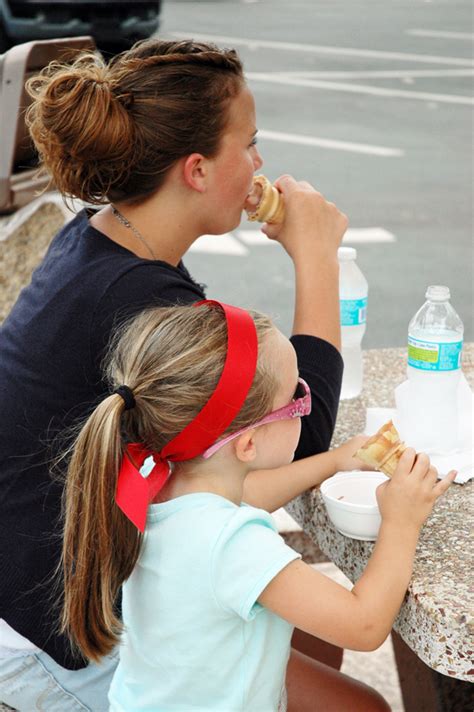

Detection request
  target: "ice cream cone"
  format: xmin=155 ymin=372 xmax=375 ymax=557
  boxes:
xmin=355 ymin=420 xmax=406 ymax=478
xmin=246 ymin=175 xmax=285 ymax=224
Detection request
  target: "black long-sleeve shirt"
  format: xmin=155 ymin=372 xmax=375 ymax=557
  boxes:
xmin=0 ymin=210 xmax=343 ymax=669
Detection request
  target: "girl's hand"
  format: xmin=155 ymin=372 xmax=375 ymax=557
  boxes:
xmin=376 ymin=448 xmax=456 ymax=532
xmin=333 ymin=435 xmax=372 ymax=472
xmin=261 ymin=174 xmax=348 ymax=263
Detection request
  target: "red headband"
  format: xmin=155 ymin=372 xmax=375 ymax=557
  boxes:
xmin=115 ymin=300 xmax=258 ymax=531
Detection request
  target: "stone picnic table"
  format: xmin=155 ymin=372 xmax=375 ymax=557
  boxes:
xmin=286 ymin=344 xmax=474 ymax=712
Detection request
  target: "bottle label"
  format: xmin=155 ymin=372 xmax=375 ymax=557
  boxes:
xmin=408 ymin=337 xmax=463 ymax=371
xmin=340 ymin=297 xmax=367 ymax=326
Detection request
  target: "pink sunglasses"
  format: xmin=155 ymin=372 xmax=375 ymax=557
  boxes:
xmin=202 ymin=377 xmax=312 ymax=459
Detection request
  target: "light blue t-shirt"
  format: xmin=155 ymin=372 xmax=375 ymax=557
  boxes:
xmin=108 ymin=493 xmax=301 ymax=712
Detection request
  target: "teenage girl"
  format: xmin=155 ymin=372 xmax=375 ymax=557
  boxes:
xmin=0 ymin=39 xmax=348 ymax=709
xmin=60 ymin=301 xmax=454 ymax=711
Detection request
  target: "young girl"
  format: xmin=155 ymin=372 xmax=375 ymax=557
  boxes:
xmin=0 ymin=38 xmax=347 ymax=708
xmin=61 ymin=300 xmax=454 ymax=712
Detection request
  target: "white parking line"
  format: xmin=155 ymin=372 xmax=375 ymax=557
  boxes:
xmin=189 ymin=234 xmax=248 ymax=255
xmin=273 ymin=68 xmax=474 ymax=79
xmin=247 ymin=72 xmax=474 ymax=106
xmin=258 ymin=129 xmax=403 ymax=157
xmin=343 ymin=228 xmax=396 ymax=244
xmin=237 ymin=230 xmax=267 ymax=245
xmin=407 ymin=29 xmax=474 ymax=41
xmin=168 ymin=31 xmax=474 ymax=66
xmin=239 ymin=228 xmax=396 ymax=245
xmin=189 ymin=228 xmax=397 ymax=254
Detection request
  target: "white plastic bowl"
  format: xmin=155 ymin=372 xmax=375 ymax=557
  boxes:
xmin=320 ymin=471 xmax=389 ymax=541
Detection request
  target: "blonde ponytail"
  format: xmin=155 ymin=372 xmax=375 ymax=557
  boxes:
xmin=61 ymin=393 xmax=141 ymax=661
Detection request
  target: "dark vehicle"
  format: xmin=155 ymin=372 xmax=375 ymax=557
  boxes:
xmin=0 ymin=0 xmax=162 ymax=54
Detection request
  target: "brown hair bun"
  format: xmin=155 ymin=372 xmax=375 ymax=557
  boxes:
xmin=26 ymin=53 xmax=138 ymax=204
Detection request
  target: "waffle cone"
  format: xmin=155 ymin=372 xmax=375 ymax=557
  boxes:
xmin=246 ymin=175 xmax=285 ymax=224
xmin=355 ymin=420 xmax=406 ymax=477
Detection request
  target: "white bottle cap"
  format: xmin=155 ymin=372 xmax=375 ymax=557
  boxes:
xmin=425 ymin=285 xmax=450 ymax=301
xmin=338 ymin=247 xmax=357 ymax=261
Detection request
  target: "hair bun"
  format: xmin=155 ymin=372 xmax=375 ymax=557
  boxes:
xmin=26 ymin=53 xmax=137 ymax=204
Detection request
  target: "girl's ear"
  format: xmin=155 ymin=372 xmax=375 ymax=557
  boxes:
xmin=182 ymin=153 xmax=208 ymax=193
xmin=233 ymin=430 xmax=257 ymax=463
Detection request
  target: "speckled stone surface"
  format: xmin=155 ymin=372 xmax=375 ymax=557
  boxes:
xmin=0 ymin=200 xmax=65 ymax=322
xmin=286 ymin=344 xmax=474 ymax=682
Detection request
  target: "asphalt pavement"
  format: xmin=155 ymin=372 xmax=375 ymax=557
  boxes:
xmin=160 ymin=0 xmax=473 ymax=348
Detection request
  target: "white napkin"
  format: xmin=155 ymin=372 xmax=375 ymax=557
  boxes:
xmin=364 ymin=377 xmax=473 ymax=484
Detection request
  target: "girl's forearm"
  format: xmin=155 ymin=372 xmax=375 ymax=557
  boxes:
xmin=292 ymin=256 xmax=341 ymax=351
xmin=351 ymin=521 xmax=420 ymax=649
xmin=243 ymin=450 xmax=339 ymax=512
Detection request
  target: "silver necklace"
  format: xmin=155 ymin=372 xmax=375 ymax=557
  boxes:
xmin=111 ymin=205 xmax=156 ymax=260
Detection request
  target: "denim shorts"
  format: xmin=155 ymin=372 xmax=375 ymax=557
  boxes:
xmin=0 ymin=648 xmax=118 ymax=712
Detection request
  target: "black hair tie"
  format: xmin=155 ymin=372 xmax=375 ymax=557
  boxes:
xmin=114 ymin=385 xmax=136 ymax=411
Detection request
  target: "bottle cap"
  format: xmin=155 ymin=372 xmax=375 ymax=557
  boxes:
xmin=338 ymin=247 xmax=357 ymax=261
xmin=425 ymin=285 xmax=450 ymax=301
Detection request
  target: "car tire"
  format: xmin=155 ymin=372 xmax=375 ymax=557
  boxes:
xmin=0 ymin=21 xmax=11 ymax=53
xmin=97 ymin=36 xmax=143 ymax=60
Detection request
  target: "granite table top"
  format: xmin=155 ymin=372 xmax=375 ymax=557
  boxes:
xmin=286 ymin=343 xmax=473 ymax=682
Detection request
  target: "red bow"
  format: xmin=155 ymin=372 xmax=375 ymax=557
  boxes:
xmin=115 ymin=300 xmax=258 ymax=532
xmin=116 ymin=443 xmax=171 ymax=532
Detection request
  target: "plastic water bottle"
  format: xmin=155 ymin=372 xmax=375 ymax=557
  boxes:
xmin=407 ymin=285 xmax=464 ymax=451
xmin=338 ymin=247 xmax=368 ymax=399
